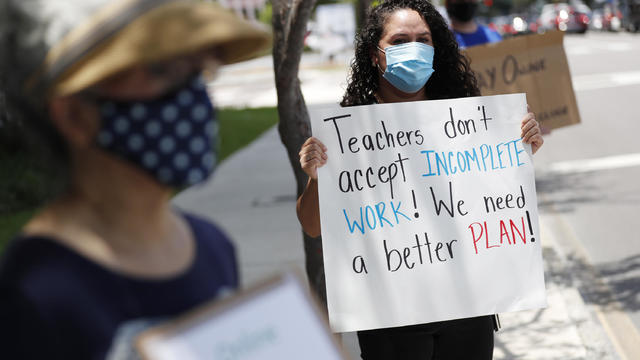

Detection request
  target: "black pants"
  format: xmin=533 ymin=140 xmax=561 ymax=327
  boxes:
xmin=357 ymin=316 xmax=494 ymax=360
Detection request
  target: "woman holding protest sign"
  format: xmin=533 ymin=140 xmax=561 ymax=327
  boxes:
xmin=297 ymin=0 xmax=543 ymax=359
xmin=0 ymin=1 xmax=269 ymax=358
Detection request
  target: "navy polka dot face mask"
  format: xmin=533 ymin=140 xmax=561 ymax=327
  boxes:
xmin=96 ymin=75 xmax=217 ymax=187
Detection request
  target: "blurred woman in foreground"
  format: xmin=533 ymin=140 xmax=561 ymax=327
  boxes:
xmin=0 ymin=1 xmax=269 ymax=358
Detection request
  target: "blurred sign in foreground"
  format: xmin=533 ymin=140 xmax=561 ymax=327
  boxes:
xmin=311 ymin=94 xmax=546 ymax=332
xmin=465 ymin=31 xmax=580 ymax=130
xmin=136 ymin=273 xmax=345 ymax=360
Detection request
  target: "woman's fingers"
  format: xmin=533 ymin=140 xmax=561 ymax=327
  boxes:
xmin=519 ymin=112 xmax=544 ymax=154
xmin=301 ymin=136 xmax=327 ymax=151
xmin=302 ymin=151 xmax=327 ymax=165
xmin=530 ymin=134 xmax=544 ymax=154
xmin=302 ymin=150 xmax=318 ymax=162
xmin=299 ymin=138 xmax=327 ymax=156
xmin=522 ymin=124 xmax=540 ymax=142
xmin=520 ymin=113 xmax=536 ymax=138
xmin=299 ymin=137 xmax=328 ymax=179
xmin=300 ymin=144 xmax=327 ymax=158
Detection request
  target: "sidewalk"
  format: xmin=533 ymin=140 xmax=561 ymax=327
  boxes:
xmin=173 ymin=51 xmax=620 ymax=359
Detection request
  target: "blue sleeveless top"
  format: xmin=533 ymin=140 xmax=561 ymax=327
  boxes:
xmin=454 ymin=24 xmax=502 ymax=48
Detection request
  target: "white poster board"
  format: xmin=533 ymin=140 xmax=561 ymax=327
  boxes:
xmin=310 ymin=94 xmax=546 ymax=333
xmin=137 ymin=273 xmax=345 ymax=360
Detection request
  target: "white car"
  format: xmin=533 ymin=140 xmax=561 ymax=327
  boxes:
xmin=539 ymin=3 xmax=589 ymax=33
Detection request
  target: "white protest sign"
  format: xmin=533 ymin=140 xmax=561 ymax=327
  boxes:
xmin=137 ymin=273 xmax=345 ymax=360
xmin=310 ymin=94 xmax=546 ymax=333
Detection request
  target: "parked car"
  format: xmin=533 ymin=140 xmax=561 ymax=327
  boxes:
xmin=489 ymin=15 xmax=517 ymax=37
xmin=590 ymin=9 xmax=605 ymax=30
xmin=572 ymin=1 xmax=593 ymax=20
xmin=539 ymin=3 xmax=590 ymax=33
xmin=603 ymin=3 xmax=623 ymax=31
xmin=511 ymin=14 xmax=530 ymax=35
xmin=487 ymin=14 xmax=532 ymax=37
xmin=527 ymin=13 xmax=542 ymax=33
xmin=621 ymin=0 xmax=640 ymax=32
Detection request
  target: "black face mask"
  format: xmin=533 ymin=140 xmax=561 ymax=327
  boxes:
xmin=447 ymin=2 xmax=478 ymax=22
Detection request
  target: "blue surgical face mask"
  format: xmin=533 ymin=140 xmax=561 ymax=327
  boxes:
xmin=378 ymin=42 xmax=435 ymax=93
xmin=95 ymin=75 xmax=218 ymax=187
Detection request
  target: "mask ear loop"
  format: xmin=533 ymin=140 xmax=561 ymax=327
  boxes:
xmin=373 ymin=46 xmax=388 ymax=104
xmin=374 ymin=46 xmax=386 ymax=74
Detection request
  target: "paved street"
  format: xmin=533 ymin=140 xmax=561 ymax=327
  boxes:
xmin=174 ymin=31 xmax=640 ymax=359
xmin=534 ymin=31 xmax=640 ymax=360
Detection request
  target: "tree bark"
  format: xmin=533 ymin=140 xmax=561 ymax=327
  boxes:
xmin=356 ymin=0 xmax=372 ymax=30
xmin=271 ymin=0 xmax=326 ymax=308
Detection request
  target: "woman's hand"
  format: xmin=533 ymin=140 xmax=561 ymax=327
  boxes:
xmin=299 ymin=137 xmax=328 ymax=180
xmin=521 ymin=106 xmax=544 ymax=154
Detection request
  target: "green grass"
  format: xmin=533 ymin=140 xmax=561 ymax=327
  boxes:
xmin=217 ymin=106 xmax=279 ymax=161
xmin=0 ymin=106 xmax=279 ymax=251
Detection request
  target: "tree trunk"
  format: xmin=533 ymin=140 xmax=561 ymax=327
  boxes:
xmin=271 ymin=0 xmax=326 ymax=308
xmin=356 ymin=0 xmax=372 ymax=29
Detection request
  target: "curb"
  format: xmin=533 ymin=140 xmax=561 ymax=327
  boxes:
xmin=538 ymin=213 xmax=622 ymax=360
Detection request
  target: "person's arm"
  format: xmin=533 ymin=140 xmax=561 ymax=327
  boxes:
xmin=296 ymin=137 xmax=327 ymax=237
xmin=297 ymin=178 xmax=321 ymax=237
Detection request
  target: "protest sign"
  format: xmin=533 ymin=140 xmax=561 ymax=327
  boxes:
xmin=310 ymin=94 xmax=546 ymax=333
xmin=137 ymin=273 xmax=345 ymax=360
xmin=465 ymin=31 xmax=580 ymax=130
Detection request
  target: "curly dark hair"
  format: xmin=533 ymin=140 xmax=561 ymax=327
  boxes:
xmin=341 ymin=0 xmax=479 ymax=107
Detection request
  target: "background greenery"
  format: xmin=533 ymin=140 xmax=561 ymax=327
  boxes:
xmin=0 ymin=106 xmax=279 ymax=253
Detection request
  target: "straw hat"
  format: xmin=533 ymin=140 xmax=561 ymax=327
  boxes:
xmin=4 ymin=0 xmax=271 ymax=98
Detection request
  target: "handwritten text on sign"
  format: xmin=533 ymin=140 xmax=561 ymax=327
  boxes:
xmin=310 ymin=94 xmax=546 ymax=333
